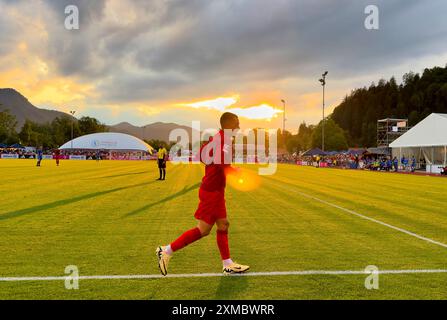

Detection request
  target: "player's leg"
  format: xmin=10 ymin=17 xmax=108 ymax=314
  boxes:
xmin=162 ymin=160 xmax=166 ymax=180
xmin=157 ymin=160 xmax=163 ymax=180
xmin=169 ymin=220 xmax=212 ymax=253
xmin=216 ymin=218 xmax=249 ymax=274
xmin=156 ymin=220 xmax=212 ymax=276
xmin=216 ymin=218 xmax=231 ymax=262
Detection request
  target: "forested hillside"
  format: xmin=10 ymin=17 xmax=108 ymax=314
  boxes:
xmin=331 ymin=65 xmax=447 ymax=147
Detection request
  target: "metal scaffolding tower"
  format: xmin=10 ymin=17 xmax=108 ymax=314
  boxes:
xmin=377 ymin=118 xmax=409 ymax=147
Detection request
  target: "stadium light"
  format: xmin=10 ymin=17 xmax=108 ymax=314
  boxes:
xmin=70 ymin=110 xmax=76 ymax=149
xmin=281 ymin=99 xmax=286 ymax=149
xmin=319 ymin=71 xmax=328 ymax=152
xmin=281 ymin=99 xmax=286 ymax=134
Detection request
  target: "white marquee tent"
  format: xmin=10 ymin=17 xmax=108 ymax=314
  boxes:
xmin=60 ymin=132 xmax=154 ymax=153
xmin=390 ymin=113 xmax=447 ymax=173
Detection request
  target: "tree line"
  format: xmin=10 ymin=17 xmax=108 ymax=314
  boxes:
xmin=3 ymin=64 xmax=445 ymax=151
xmin=285 ymin=64 xmax=447 ymax=151
xmin=0 ymin=106 xmax=350 ymax=153
xmin=0 ymin=110 xmax=108 ymax=148
xmin=331 ymin=65 xmax=447 ymax=147
xmin=282 ymin=118 xmax=348 ymax=154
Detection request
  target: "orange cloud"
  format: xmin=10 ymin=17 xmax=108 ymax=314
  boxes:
xmin=175 ymin=95 xmax=283 ymax=120
xmin=227 ymin=104 xmax=283 ymax=120
xmin=0 ymin=41 xmax=96 ymax=113
xmin=176 ymin=95 xmax=239 ymax=111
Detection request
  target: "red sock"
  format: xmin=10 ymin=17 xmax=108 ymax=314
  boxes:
xmin=216 ymin=229 xmax=230 ymax=260
xmin=170 ymin=227 xmax=202 ymax=252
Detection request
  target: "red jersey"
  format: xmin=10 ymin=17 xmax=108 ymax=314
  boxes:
xmin=199 ymin=130 xmax=235 ymax=192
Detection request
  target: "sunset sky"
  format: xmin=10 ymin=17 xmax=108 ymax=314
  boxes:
xmin=1 ymin=0 xmax=447 ymax=131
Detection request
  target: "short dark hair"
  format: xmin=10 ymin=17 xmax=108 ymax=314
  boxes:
xmin=220 ymin=112 xmax=238 ymax=127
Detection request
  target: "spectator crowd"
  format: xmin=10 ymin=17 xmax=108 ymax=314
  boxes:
xmin=2 ymin=146 xmax=446 ymax=175
xmin=295 ymin=153 xmax=440 ymax=174
xmin=0 ymin=148 xmax=153 ymax=161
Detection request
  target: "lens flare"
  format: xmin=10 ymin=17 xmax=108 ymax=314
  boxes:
xmin=226 ymin=167 xmax=261 ymax=192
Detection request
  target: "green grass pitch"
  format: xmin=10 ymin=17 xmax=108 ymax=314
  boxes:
xmin=1 ymin=159 xmax=446 ymax=300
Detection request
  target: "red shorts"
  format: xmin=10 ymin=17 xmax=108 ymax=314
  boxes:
xmin=194 ymin=188 xmax=226 ymax=225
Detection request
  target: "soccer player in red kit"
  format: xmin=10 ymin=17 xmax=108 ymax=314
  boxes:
xmin=54 ymin=149 xmax=61 ymax=166
xmin=156 ymin=112 xmax=249 ymax=275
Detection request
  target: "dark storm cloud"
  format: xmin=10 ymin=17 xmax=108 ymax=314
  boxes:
xmin=45 ymin=0 xmax=107 ymax=26
xmin=1 ymin=0 xmax=447 ymax=104
xmin=0 ymin=14 xmax=16 ymax=56
xmin=42 ymin=0 xmax=110 ymax=77
xmin=97 ymin=71 xmax=189 ymax=102
xmin=134 ymin=0 xmax=447 ymax=79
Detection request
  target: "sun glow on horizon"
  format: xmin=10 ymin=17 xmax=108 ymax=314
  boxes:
xmin=176 ymin=95 xmax=283 ymax=120
xmin=227 ymin=104 xmax=283 ymax=120
xmin=176 ymin=95 xmax=240 ymax=111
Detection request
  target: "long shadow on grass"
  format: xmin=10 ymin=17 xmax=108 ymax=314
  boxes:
xmin=94 ymin=171 xmax=149 ymax=179
xmin=124 ymin=182 xmax=201 ymax=217
xmin=215 ymin=276 xmax=249 ymax=299
xmin=0 ymin=181 xmax=156 ymax=221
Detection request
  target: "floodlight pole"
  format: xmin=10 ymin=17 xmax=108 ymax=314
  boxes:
xmin=319 ymin=72 xmax=328 ymax=152
xmin=70 ymin=110 xmax=76 ymax=149
xmin=281 ymin=99 xmax=286 ymax=148
xmin=281 ymin=99 xmax=286 ymax=134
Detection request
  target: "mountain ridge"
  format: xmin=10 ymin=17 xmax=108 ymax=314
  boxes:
xmin=0 ymin=88 xmax=75 ymax=129
xmin=0 ymin=88 xmax=194 ymax=142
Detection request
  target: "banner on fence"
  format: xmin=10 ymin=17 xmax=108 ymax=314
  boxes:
xmin=69 ymin=155 xmax=87 ymax=160
xmin=1 ymin=154 xmax=19 ymax=159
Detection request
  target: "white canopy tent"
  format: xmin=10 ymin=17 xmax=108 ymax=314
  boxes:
xmin=60 ymin=132 xmax=154 ymax=159
xmin=389 ymin=113 xmax=447 ymax=173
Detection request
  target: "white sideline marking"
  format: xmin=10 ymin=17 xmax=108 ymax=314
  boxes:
xmin=1 ymin=269 xmax=447 ymax=282
xmin=273 ymin=182 xmax=447 ymax=249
